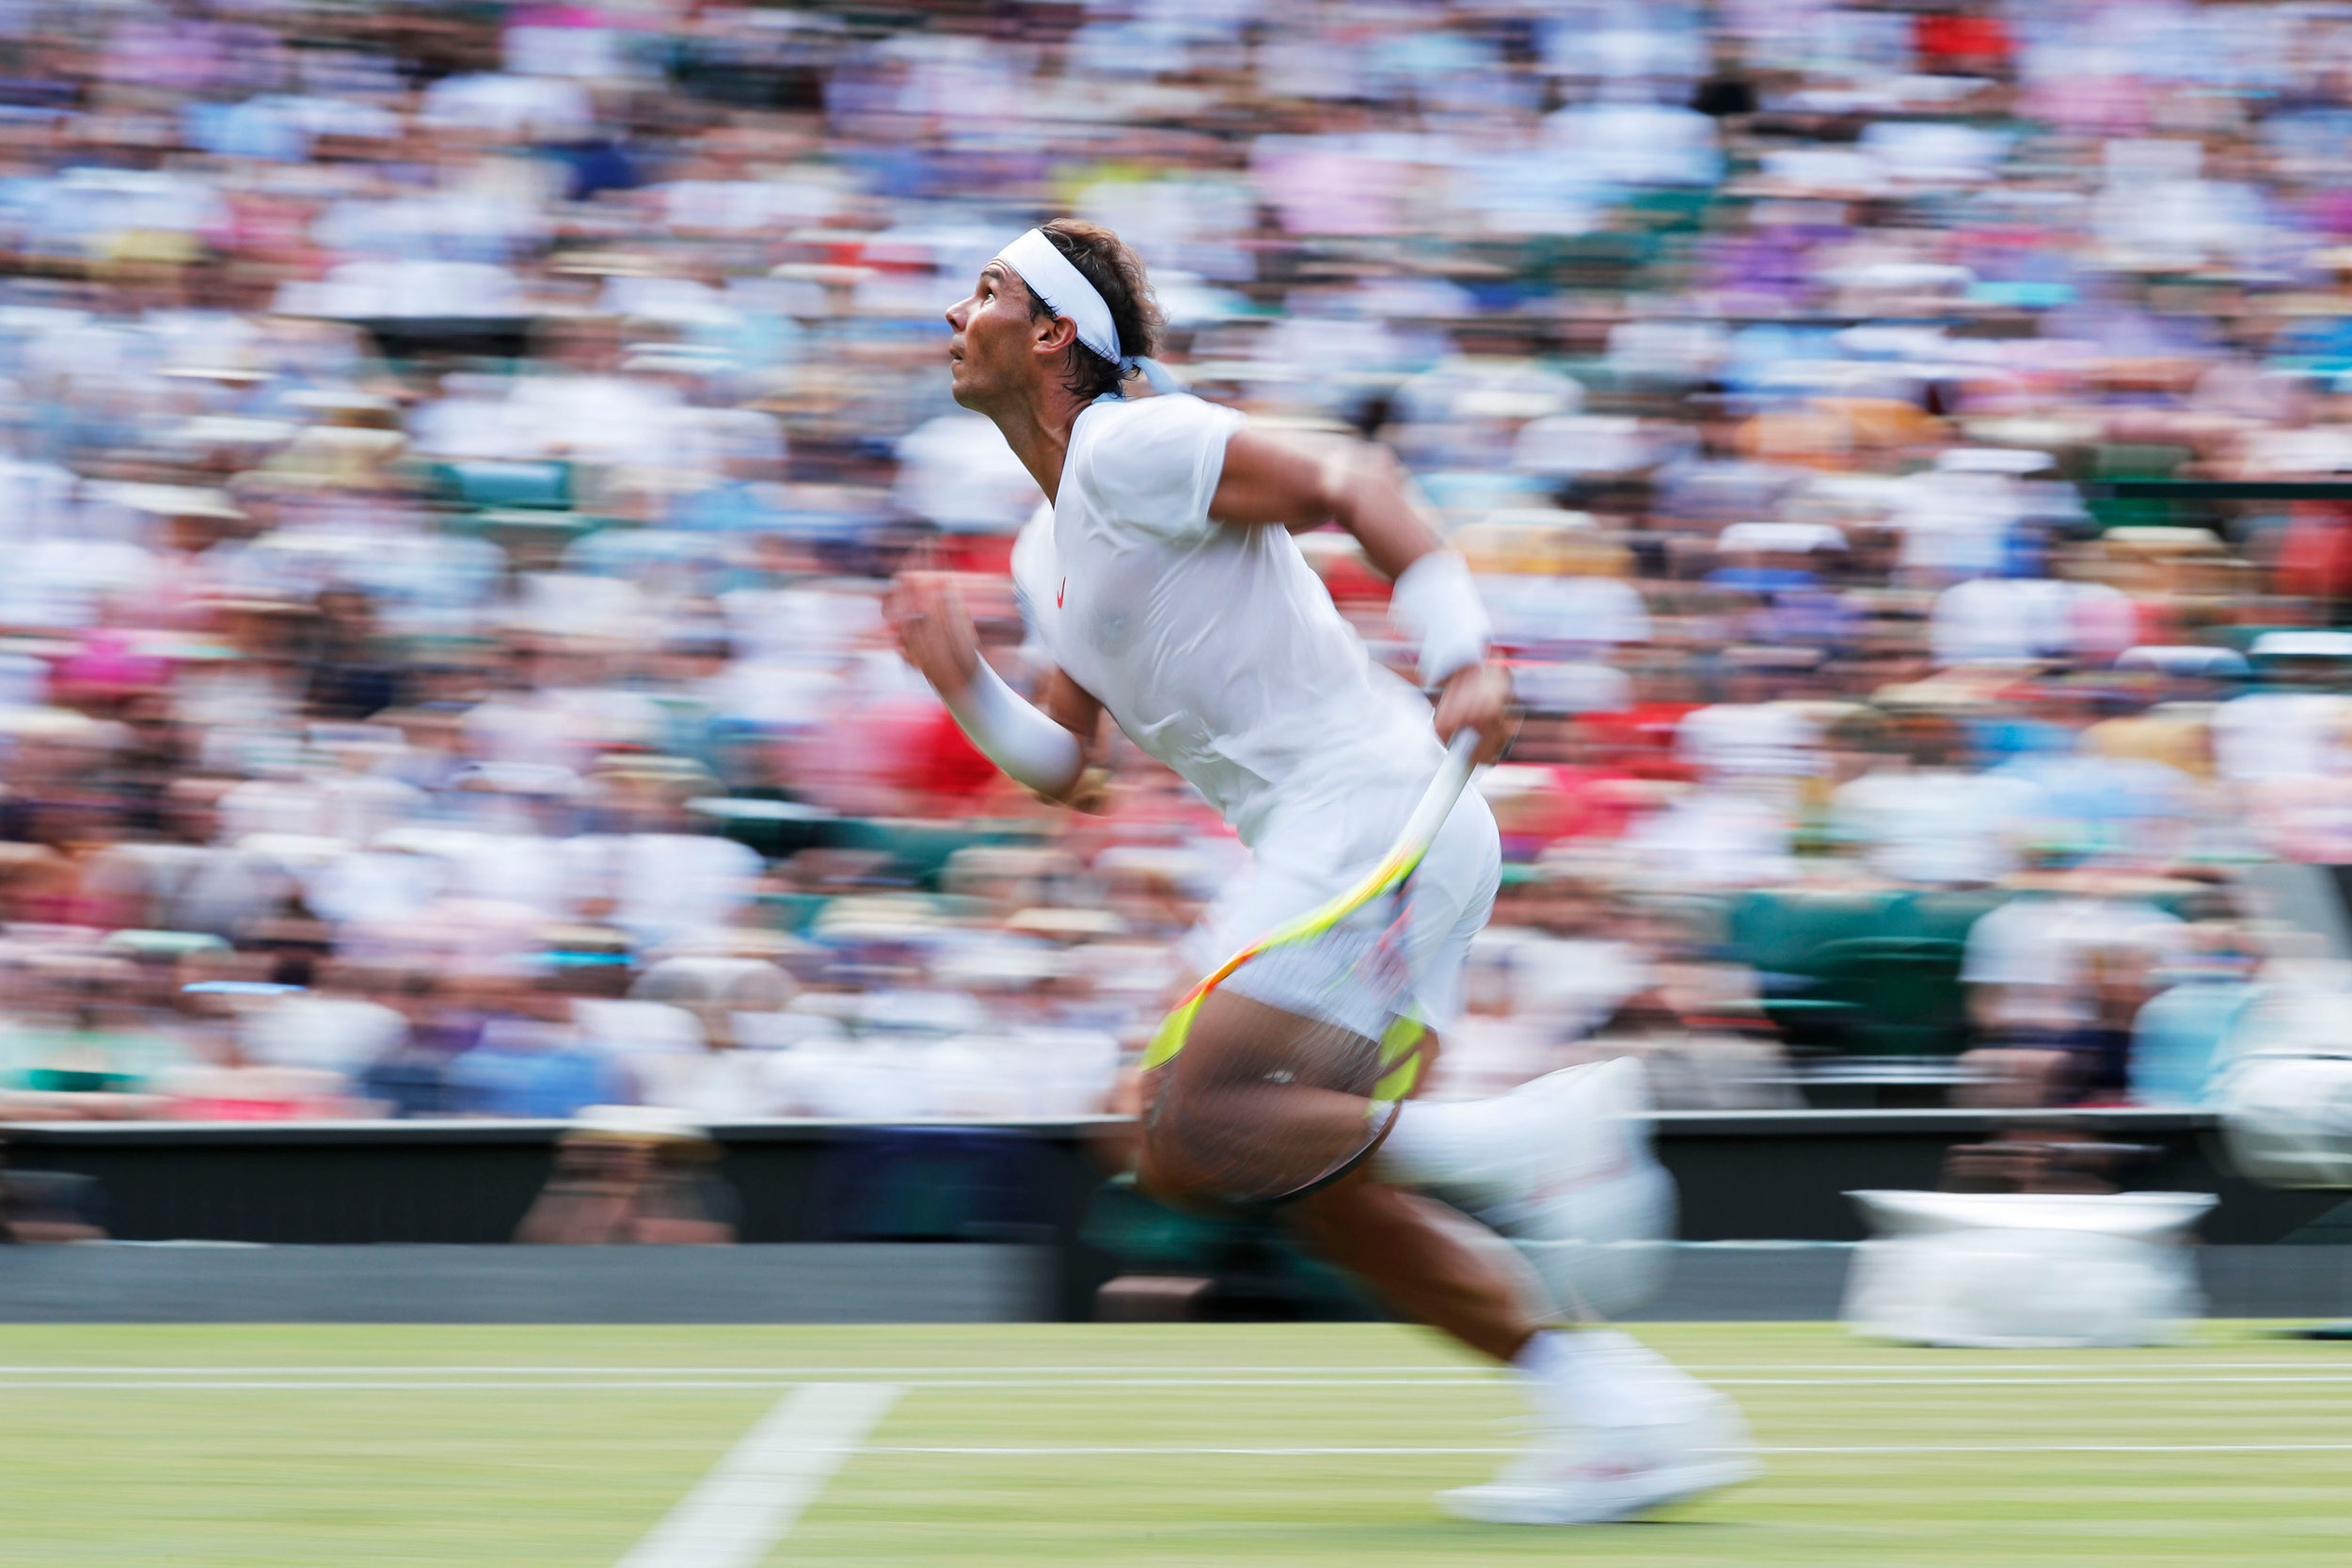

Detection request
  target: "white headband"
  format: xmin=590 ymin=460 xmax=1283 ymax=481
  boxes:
xmin=996 ymin=228 xmax=1122 ymax=367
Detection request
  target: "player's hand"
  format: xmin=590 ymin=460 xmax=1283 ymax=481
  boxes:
xmin=1434 ymin=659 xmax=1516 ymax=766
xmin=886 ymin=571 xmax=983 ymax=698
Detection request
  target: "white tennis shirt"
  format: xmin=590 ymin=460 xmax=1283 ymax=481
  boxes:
xmin=1011 ymin=392 xmax=1441 ymax=847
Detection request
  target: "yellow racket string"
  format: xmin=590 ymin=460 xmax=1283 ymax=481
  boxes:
xmin=1371 ymin=1012 xmax=1428 ymax=1102
xmin=1140 ymin=836 xmax=1434 ymax=1072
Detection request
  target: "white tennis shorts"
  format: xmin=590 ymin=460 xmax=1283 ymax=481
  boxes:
xmin=1182 ymin=776 xmax=1502 ymax=1037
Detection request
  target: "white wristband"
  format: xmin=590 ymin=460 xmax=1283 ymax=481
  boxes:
xmin=1390 ymin=549 xmax=1492 ymax=687
xmin=940 ymin=659 xmax=1086 ymax=799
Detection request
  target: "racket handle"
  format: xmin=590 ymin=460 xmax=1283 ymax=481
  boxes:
xmin=1394 ymin=728 xmax=1483 ymax=855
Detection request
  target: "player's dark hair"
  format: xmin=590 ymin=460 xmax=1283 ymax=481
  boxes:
xmin=1021 ymin=218 xmax=1163 ymax=402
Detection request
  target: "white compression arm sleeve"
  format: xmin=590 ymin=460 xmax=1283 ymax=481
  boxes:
xmin=940 ymin=659 xmax=1086 ymax=799
xmin=1390 ymin=549 xmax=1493 ymax=687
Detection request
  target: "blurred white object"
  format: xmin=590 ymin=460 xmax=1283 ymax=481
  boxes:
xmin=1931 ymin=577 xmax=2136 ymax=665
xmin=1826 ymin=260 xmax=1977 ymax=296
xmin=1858 ymin=121 xmax=2009 ymax=186
xmin=728 ymin=1011 xmax=847 ymax=1053
xmin=2115 ymin=644 xmax=2249 ymax=676
xmin=859 ymin=987 xmax=988 ymax=1037
xmin=2210 ymin=692 xmax=2352 ymax=783
xmin=1897 ymin=471 xmax=2030 ymax=581
xmin=571 ymin=999 xmax=706 ymax=1058
xmin=1841 ymin=1190 xmax=2214 ymax=1349
xmin=2250 ymin=630 xmax=2352 ymax=661
xmin=895 ymin=413 xmax=1045 ymax=534
xmin=2218 ymin=1055 xmax=2352 ymax=1188
xmin=1485 ymin=1058 xmax=1678 ymax=1320
xmin=1677 ymin=702 xmax=1823 ymax=782
xmin=2214 ymin=987 xmax=2352 ymax=1187
xmin=1604 ymin=319 xmax=1729 ymax=382
xmin=1512 ymin=415 xmax=1686 ymax=478
xmin=629 ymin=1050 xmax=789 ymax=1120
xmin=1542 ymin=102 xmax=1723 ymax=187
xmin=1962 ymin=895 xmax=2185 ymax=1033
xmin=1717 ymin=521 xmax=1846 ymax=555
xmin=1018 ymin=1025 xmax=1121 ymax=1117
xmin=418 ymin=72 xmax=593 ymax=140
xmin=1510 ymin=660 xmax=1631 ymax=715
xmin=1933 ymin=447 xmax=2056 ymax=476
xmin=563 ymin=832 xmax=763 ymax=949
xmin=1833 ymin=767 xmax=2041 ymax=888
xmin=293 ymin=260 xmax=525 ymax=320
xmin=764 ymin=1036 xmax=935 ymax=1119
xmin=240 ymin=995 xmax=409 ymax=1074
xmin=1478 ymin=575 xmax=1650 ymax=651
xmin=1620 ymin=787 xmax=1797 ymax=889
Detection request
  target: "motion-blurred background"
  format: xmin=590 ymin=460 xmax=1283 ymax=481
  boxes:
xmin=0 ymin=0 xmax=2349 ymax=1146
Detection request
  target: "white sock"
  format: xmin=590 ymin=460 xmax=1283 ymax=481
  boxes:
xmin=1513 ymin=1329 xmax=1666 ymax=1430
xmin=1368 ymin=1095 xmax=1525 ymax=1198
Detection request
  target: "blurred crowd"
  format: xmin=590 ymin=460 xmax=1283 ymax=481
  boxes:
xmin=5 ymin=0 xmax=2352 ymax=1126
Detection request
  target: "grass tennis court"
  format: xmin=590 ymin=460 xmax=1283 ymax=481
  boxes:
xmin=8 ymin=1321 xmax=2351 ymax=1566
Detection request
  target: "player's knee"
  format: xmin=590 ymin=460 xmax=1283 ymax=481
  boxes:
xmin=1133 ymin=1094 xmax=1232 ymax=1210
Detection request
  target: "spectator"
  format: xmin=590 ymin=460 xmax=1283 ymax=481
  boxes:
xmin=0 ymin=0 xmax=2344 ymax=1129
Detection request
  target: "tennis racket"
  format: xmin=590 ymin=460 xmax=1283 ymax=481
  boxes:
xmin=1138 ymin=729 xmax=1484 ymax=1208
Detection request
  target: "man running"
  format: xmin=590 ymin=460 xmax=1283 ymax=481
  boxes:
xmin=889 ymin=217 xmax=1756 ymax=1525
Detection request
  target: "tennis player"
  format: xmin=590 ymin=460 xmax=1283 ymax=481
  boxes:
xmin=890 ymin=218 xmax=1756 ymax=1525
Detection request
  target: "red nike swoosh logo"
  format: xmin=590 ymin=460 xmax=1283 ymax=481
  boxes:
xmin=1057 ymin=578 xmax=1066 ymax=609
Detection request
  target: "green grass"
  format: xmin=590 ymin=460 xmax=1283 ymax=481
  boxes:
xmin=8 ymin=1322 xmax=2351 ymax=1565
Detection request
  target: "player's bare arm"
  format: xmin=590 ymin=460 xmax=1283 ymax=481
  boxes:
xmin=885 ymin=570 xmax=1104 ymax=808
xmin=1210 ymin=427 xmax=1516 ymax=766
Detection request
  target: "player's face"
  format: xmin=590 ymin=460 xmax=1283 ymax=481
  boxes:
xmin=944 ymin=261 xmax=1046 ymax=410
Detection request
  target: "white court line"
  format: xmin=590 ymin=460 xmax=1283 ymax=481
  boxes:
xmin=0 ymin=1378 xmax=1489 ymax=1390
xmin=13 ymin=1373 xmax=2352 ymax=1391
xmin=1682 ymin=1363 xmax=2352 ymax=1373
xmin=0 ymin=1365 xmax=1487 ymax=1378
xmin=0 ymin=1363 xmax=2343 ymax=1382
xmin=2 ymin=1360 xmax=2344 ymax=1376
xmin=1771 ymin=1443 xmax=2352 ymax=1455
xmin=614 ymin=1382 xmax=900 ymax=1568
xmin=1710 ymin=1375 xmax=2352 ymax=1387
xmin=855 ymin=1441 xmax=2352 ymax=1457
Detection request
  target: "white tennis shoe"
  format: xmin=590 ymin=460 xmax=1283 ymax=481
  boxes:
xmin=1439 ymin=1378 xmax=1759 ymax=1526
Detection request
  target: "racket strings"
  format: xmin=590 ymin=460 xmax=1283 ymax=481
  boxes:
xmin=1218 ymin=897 xmax=1414 ymax=1041
xmin=1150 ymin=885 xmax=1429 ymax=1208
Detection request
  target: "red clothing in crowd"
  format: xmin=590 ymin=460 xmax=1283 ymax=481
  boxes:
xmin=1915 ymin=10 xmax=2012 ymax=74
xmin=2277 ymin=504 xmax=2352 ymax=603
xmin=1574 ymin=703 xmax=1702 ymax=782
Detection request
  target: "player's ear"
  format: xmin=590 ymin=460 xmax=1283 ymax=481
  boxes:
xmin=1031 ymin=313 xmax=1077 ymax=357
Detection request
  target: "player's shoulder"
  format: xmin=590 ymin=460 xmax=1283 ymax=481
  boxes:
xmin=1071 ymin=393 xmax=1245 ymax=539
xmin=1078 ymin=389 xmax=1241 ymax=446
